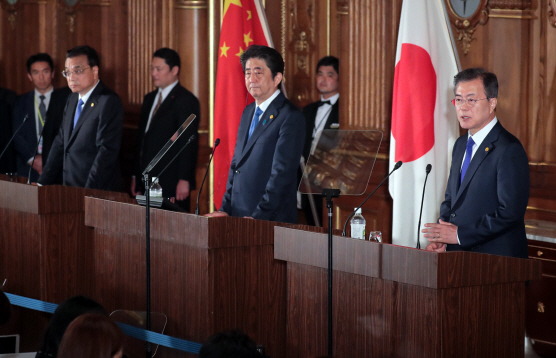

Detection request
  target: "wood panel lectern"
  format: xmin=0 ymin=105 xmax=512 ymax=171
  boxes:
xmin=274 ymin=226 xmax=543 ymax=358
xmin=0 ymin=178 xmax=128 ymax=351
xmin=84 ymin=197 xmax=297 ymax=358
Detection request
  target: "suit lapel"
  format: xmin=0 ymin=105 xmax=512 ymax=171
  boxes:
xmin=323 ymin=102 xmax=339 ymax=129
xmin=148 ymin=85 xmax=179 ymax=131
xmin=454 ymin=123 xmax=502 ymax=204
xmin=239 ymin=96 xmax=282 ymax=162
xmin=69 ymin=82 xmax=103 ymax=144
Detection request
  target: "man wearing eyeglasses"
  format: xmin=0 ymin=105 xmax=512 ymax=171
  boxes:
xmin=39 ymin=45 xmax=123 ymax=191
xmin=12 ymin=53 xmax=71 ymax=182
xmin=422 ymin=68 xmax=529 ymax=258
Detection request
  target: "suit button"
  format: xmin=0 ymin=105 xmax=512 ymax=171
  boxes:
xmin=235 ymin=170 xmax=240 ymax=174
xmin=451 ymin=213 xmax=456 ymax=218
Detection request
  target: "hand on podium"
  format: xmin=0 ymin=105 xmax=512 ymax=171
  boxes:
xmin=422 ymin=219 xmax=458 ymax=245
xmin=205 ymin=211 xmax=229 ymax=218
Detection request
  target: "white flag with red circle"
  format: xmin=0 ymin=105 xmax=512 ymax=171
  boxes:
xmin=389 ymin=0 xmax=460 ymax=248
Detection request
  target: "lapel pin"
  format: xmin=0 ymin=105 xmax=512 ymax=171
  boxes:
xmin=91 ymin=103 xmax=95 ymax=107
xmin=485 ymin=147 xmax=489 ymax=152
xmin=270 ymin=114 xmax=274 ymax=119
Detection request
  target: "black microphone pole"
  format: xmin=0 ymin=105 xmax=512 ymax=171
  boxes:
xmin=27 ymin=125 xmax=46 ymax=184
xmin=342 ymin=160 xmax=403 ymax=237
xmin=0 ymin=114 xmax=28 ymax=165
xmin=196 ymin=138 xmax=220 ymax=215
xmin=416 ymin=164 xmax=432 ymax=249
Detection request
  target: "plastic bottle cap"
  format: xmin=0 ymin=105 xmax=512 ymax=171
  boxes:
xmin=354 ymin=208 xmax=362 ymax=215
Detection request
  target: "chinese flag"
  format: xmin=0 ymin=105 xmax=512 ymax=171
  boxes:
xmin=213 ymin=0 xmax=274 ymax=208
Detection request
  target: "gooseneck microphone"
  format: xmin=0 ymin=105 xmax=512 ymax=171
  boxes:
xmin=416 ymin=164 xmax=432 ymax=249
xmin=0 ymin=114 xmax=28 ymax=166
xmin=27 ymin=125 xmax=47 ymax=184
xmin=195 ymin=138 xmax=220 ymax=215
xmin=342 ymin=161 xmax=403 ymax=237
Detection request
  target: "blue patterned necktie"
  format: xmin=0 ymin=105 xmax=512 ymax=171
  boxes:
xmin=248 ymin=107 xmax=263 ymax=139
xmin=460 ymin=137 xmax=475 ymax=183
xmin=73 ymin=98 xmax=84 ymax=128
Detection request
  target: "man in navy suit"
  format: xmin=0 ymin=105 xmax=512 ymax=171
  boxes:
xmin=131 ymin=48 xmax=200 ymax=211
xmin=39 ymin=46 xmax=123 ymax=191
xmin=423 ymin=68 xmax=529 ymax=258
xmin=300 ymin=56 xmax=340 ymax=226
xmin=207 ymin=45 xmax=305 ymax=223
xmin=12 ymin=53 xmax=71 ymax=182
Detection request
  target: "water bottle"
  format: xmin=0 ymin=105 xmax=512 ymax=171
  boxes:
xmin=149 ymin=177 xmax=163 ymax=198
xmin=350 ymin=207 xmax=366 ymax=240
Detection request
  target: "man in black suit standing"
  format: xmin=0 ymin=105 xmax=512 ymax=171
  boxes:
xmin=12 ymin=53 xmax=71 ymax=182
xmin=39 ymin=46 xmax=123 ymax=191
xmin=300 ymin=56 xmax=340 ymax=225
xmin=207 ymin=45 xmax=305 ymax=223
xmin=131 ymin=48 xmax=200 ymax=211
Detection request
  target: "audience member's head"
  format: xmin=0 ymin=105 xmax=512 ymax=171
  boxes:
xmin=57 ymin=313 xmax=124 ymax=358
xmin=199 ymin=330 xmax=261 ymax=358
xmin=0 ymin=289 xmax=10 ymax=325
xmin=36 ymin=295 xmax=107 ymax=358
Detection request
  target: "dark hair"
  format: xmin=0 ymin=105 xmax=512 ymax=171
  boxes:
xmin=36 ymin=295 xmax=107 ymax=358
xmin=58 ymin=313 xmax=124 ymax=358
xmin=453 ymin=67 xmax=498 ymax=99
xmin=27 ymin=53 xmax=54 ymax=73
xmin=199 ymin=330 xmax=261 ymax=358
xmin=316 ymin=56 xmax=339 ymax=75
xmin=66 ymin=46 xmax=100 ymax=68
xmin=240 ymin=45 xmax=284 ymax=84
xmin=153 ymin=47 xmax=181 ymax=74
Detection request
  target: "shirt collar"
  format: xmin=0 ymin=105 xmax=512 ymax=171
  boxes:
xmin=78 ymin=80 xmax=100 ymax=105
xmin=34 ymin=88 xmax=53 ymax=101
xmin=257 ymin=89 xmax=281 ymax=114
xmin=158 ymin=80 xmax=179 ymax=100
xmin=468 ymin=116 xmax=498 ymax=147
xmin=320 ymin=93 xmax=339 ymax=105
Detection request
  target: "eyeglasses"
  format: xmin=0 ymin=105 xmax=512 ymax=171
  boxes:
xmin=452 ymin=98 xmax=488 ymax=108
xmin=62 ymin=67 xmax=91 ymax=78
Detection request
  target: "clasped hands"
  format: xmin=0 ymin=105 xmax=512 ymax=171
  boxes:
xmin=421 ymin=219 xmax=458 ymax=253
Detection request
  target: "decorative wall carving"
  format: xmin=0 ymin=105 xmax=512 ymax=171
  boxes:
xmin=550 ymin=0 xmax=556 ymax=27
xmin=1 ymin=0 xmax=20 ymax=30
xmin=445 ymin=0 xmax=489 ymax=55
xmin=488 ymin=0 xmax=533 ymax=9
xmin=57 ymin=0 xmax=83 ymax=33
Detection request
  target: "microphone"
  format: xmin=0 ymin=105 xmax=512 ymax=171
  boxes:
xmin=0 ymin=114 xmax=28 ymax=167
xmin=27 ymin=124 xmax=47 ymax=184
xmin=416 ymin=164 xmax=432 ymax=249
xmin=154 ymin=134 xmax=197 ymax=184
xmin=342 ymin=161 xmax=402 ymax=236
xmin=195 ymin=138 xmax=220 ymax=215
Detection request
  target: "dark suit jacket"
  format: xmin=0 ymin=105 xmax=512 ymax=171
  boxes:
xmin=440 ymin=121 xmax=530 ymax=258
xmin=133 ymin=83 xmax=200 ymax=198
xmin=301 ymin=100 xmax=339 ymax=161
xmin=39 ymin=81 xmax=123 ymax=191
xmin=220 ymin=92 xmax=305 ymax=223
xmin=12 ymin=87 xmax=71 ymax=181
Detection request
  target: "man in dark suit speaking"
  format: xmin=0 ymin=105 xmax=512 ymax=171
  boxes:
xmin=207 ymin=45 xmax=305 ymax=223
xmin=422 ymin=68 xmax=529 ymax=258
xmin=12 ymin=53 xmax=71 ymax=182
xmin=39 ymin=46 xmax=123 ymax=191
xmin=131 ymin=48 xmax=200 ymax=211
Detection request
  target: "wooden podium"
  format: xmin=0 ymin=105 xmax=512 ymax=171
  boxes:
xmin=84 ymin=197 xmax=300 ymax=358
xmin=0 ymin=178 xmax=127 ymax=350
xmin=274 ymin=226 xmax=543 ymax=358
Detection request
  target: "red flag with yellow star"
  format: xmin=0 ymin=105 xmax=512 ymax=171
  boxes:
xmin=213 ymin=0 xmax=274 ymax=208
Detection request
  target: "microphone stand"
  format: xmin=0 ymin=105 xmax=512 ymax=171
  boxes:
xmin=139 ymin=114 xmax=196 ymax=358
xmin=416 ymin=164 xmax=432 ymax=249
xmin=195 ymin=138 xmax=219 ymax=215
xmin=322 ymin=188 xmax=340 ymax=357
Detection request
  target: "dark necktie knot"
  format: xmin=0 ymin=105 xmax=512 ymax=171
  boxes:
xmin=39 ymin=95 xmax=45 ymax=102
xmin=317 ymin=100 xmax=331 ymax=107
